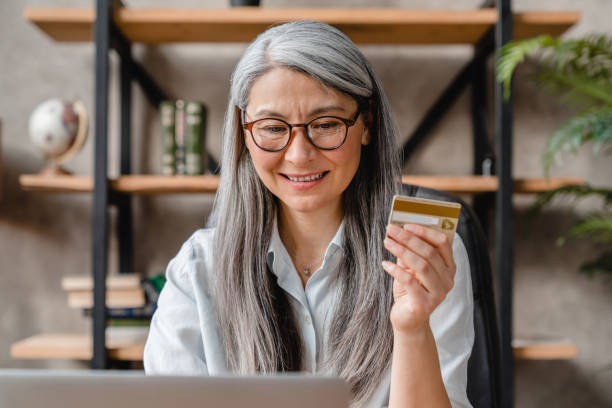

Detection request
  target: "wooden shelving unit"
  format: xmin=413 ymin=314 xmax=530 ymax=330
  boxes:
xmin=19 ymin=174 xmax=585 ymax=195
xmin=24 ymin=8 xmax=580 ymax=44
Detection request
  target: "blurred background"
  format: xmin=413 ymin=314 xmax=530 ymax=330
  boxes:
xmin=0 ymin=1 xmax=611 ymax=407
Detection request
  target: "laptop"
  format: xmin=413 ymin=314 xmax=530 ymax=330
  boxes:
xmin=0 ymin=370 xmax=350 ymax=408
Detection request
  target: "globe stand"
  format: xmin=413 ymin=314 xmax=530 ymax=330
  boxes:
xmin=38 ymin=163 xmax=72 ymax=176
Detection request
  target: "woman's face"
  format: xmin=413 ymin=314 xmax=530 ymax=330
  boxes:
xmin=243 ymin=66 xmax=371 ymax=217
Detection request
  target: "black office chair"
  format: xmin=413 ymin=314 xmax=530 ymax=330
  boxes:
xmin=402 ymin=184 xmax=502 ymax=408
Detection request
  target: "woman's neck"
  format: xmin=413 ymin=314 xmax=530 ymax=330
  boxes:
xmin=278 ymin=201 xmax=343 ymax=263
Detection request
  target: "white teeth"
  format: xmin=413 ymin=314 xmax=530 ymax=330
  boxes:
xmin=287 ymin=172 xmax=325 ymax=182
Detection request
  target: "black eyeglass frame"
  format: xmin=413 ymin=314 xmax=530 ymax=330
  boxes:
xmin=241 ymin=108 xmax=361 ymax=152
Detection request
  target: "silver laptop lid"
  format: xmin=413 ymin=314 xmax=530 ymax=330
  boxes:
xmin=0 ymin=370 xmax=350 ymax=408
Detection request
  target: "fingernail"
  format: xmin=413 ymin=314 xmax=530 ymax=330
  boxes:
xmin=382 ymin=260 xmax=393 ymax=269
xmin=387 ymin=223 xmax=401 ymax=236
xmin=403 ymin=223 xmax=417 ymax=232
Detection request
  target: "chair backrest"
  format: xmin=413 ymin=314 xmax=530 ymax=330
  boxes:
xmin=401 ymin=184 xmax=501 ymax=408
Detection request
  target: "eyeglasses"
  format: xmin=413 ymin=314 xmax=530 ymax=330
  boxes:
xmin=241 ymin=109 xmax=361 ymax=152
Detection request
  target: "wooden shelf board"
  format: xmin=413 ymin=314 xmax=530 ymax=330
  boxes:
xmin=112 ymin=175 xmax=219 ymax=194
xmin=19 ymin=174 xmax=585 ymax=195
xmin=24 ymin=8 xmax=579 ymax=44
xmin=401 ymin=175 xmax=585 ymax=194
xmin=19 ymin=174 xmax=93 ymax=192
xmin=512 ymin=338 xmax=578 ymax=360
xmin=10 ymin=333 xmax=145 ymax=361
xmin=23 ymin=8 xmax=94 ymax=42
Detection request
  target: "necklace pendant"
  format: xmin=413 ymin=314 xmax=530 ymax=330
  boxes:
xmin=303 ymin=269 xmax=311 ymax=276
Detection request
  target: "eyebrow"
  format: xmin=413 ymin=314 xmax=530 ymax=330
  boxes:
xmin=253 ymin=105 xmax=348 ymax=118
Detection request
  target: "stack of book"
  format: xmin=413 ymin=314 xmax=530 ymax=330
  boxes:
xmin=62 ymin=273 xmax=144 ymax=309
xmin=160 ymin=100 xmax=208 ymax=176
xmin=61 ymin=273 xmax=165 ymax=325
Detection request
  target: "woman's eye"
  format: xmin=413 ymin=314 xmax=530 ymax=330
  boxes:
xmin=313 ymin=121 xmax=340 ymax=130
xmin=262 ymin=126 xmax=287 ymax=134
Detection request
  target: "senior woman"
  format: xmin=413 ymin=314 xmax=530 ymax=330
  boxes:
xmin=144 ymin=20 xmax=474 ymax=408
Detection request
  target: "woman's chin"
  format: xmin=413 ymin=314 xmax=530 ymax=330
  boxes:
xmin=279 ymin=197 xmax=338 ymax=217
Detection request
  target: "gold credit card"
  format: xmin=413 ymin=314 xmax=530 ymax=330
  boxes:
xmin=388 ymin=195 xmax=462 ymax=245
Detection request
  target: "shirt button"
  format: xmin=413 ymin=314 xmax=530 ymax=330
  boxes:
xmin=305 ymin=315 xmax=312 ymax=325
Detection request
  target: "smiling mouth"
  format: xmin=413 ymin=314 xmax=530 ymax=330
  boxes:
xmin=282 ymin=171 xmax=329 ymax=182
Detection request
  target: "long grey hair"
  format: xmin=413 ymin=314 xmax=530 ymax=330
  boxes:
xmin=212 ymin=20 xmax=401 ymax=406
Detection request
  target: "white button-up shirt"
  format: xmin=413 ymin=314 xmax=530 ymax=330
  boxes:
xmin=144 ymin=219 xmax=474 ymax=408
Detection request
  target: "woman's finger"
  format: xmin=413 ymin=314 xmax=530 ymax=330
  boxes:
xmin=386 ymin=223 xmax=447 ymax=278
xmin=381 ymin=261 xmax=431 ymax=301
xmin=384 ymin=237 xmax=446 ymax=299
xmin=402 ymin=223 xmax=455 ymax=271
xmin=382 ymin=261 xmax=438 ymax=331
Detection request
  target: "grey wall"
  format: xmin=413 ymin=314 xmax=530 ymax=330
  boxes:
xmin=1 ymin=0 xmax=611 ymax=406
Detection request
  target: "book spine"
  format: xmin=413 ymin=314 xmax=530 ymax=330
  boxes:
xmin=149 ymin=274 xmax=166 ymax=293
xmin=174 ymin=100 xmax=187 ymax=175
xmin=185 ymin=102 xmax=206 ymax=175
xmin=83 ymin=305 xmax=154 ymax=319
xmin=108 ymin=318 xmax=151 ymax=327
xmin=159 ymin=101 xmax=176 ymax=176
xmin=201 ymin=104 xmax=208 ymax=173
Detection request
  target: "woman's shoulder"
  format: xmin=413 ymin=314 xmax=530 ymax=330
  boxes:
xmin=168 ymin=227 xmax=217 ymax=287
xmin=186 ymin=227 xmax=216 ymax=255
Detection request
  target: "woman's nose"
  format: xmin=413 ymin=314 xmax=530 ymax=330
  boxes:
xmin=284 ymin=127 xmax=316 ymax=164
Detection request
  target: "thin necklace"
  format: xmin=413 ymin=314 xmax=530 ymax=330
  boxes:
xmin=300 ymin=255 xmax=325 ymax=276
xmin=283 ymin=237 xmax=325 ymax=276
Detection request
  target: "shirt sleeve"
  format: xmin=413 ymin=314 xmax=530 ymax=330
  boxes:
xmin=429 ymin=233 xmax=474 ymax=408
xmin=143 ymin=238 xmax=208 ymax=375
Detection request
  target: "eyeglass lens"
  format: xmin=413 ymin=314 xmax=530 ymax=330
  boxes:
xmin=251 ymin=117 xmax=347 ymax=150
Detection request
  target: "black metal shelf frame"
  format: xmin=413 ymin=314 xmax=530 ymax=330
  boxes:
xmin=91 ymin=0 xmax=514 ymax=405
xmin=91 ymin=0 xmax=218 ymax=369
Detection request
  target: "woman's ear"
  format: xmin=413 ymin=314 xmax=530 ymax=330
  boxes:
xmin=361 ymin=106 xmax=374 ymax=146
xmin=243 ymin=127 xmax=250 ymax=149
xmin=236 ymin=106 xmax=251 ymax=151
xmin=361 ymin=126 xmax=371 ymax=146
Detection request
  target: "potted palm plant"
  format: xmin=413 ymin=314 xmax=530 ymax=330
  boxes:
xmin=496 ymin=34 xmax=612 ymax=277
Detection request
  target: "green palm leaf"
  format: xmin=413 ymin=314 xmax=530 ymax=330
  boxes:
xmin=497 ymin=34 xmax=612 ymax=103
xmin=496 ymin=35 xmax=558 ymax=99
xmin=498 ymin=34 xmax=612 ymax=280
xmin=543 ymin=108 xmax=612 ymax=173
xmin=557 ymin=214 xmax=612 ymax=245
xmin=579 ymin=250 xmax=612 ymax=277
xmin=528 ymin=184 xmax=612 ymax=220
xmin=551 ymin=35 xmax=612 ymax=81
xmin=533 ymin=70 xmax=612 ymax=107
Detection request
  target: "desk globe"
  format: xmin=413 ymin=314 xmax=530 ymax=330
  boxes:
xmin=28 ymin=98 xmax=88 ymax=175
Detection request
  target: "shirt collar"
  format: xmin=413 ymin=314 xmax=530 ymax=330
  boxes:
xmin=267 ymin=214 xmax=344 ymax=278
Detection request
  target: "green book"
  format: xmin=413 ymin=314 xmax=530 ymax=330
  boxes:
xmin=159 ymin=101 xmax=176 ymax=176
xmin=185 ymin=101 xmax=207 ymax=175
xmin=108 ymin=318 xmax=151 ymax=327
xmin=174 ymin=100 xmax=187 ymax=175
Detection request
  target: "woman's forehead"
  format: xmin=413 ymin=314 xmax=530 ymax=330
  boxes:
xmin=246 ymin=67 xmax=356 ymax=117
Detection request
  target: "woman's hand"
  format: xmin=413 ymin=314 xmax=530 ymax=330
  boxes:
xmin=382 ymin=223 xmax=456 ymax=335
